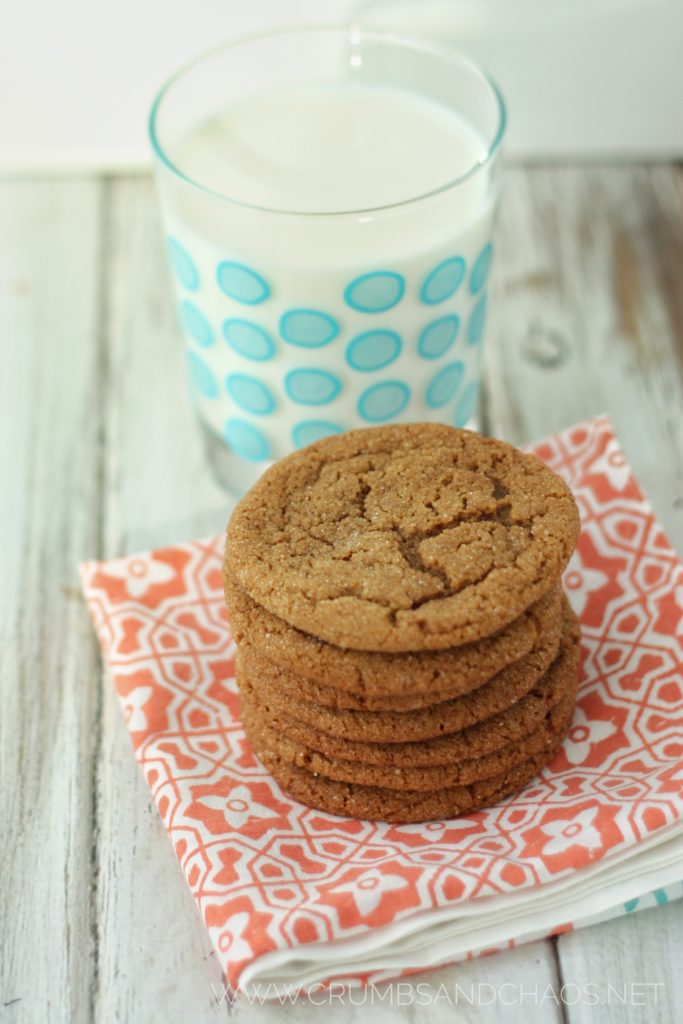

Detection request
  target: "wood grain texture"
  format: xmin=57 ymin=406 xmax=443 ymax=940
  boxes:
xmin=2 ymin=166 xmax=682 ymax=1023
xmin=0 ymin=179 xmax=103 ymax=1021
xmin=486 ymin=163 xmax=683 ymax=1024
xmin=92 ymin=177 xmax=229 ymax=1024
xmin=557 ymin=901 xmax=683 ymax=1024
xmin=485 ymin=164 xmax=683 ymax=555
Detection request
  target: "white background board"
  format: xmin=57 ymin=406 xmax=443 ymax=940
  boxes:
xmin=1 ymin=0 xmax=682 ymax=170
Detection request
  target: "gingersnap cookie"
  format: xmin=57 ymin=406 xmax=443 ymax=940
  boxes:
xmin=225 ymin=574 xmax=562 ymax=707
xmin=242 ymin=681 xmax=576 ymax=792
xmin=239 ymin=604 xmax=579 ymax=769
xmin=236 ymin=598 xmax=572 ymax=744
xmin=249 ymin=719 xmax=573 ymax=823
xmin=225 ymin=423 xmax=579 ymax=652
xmin=235 ymin=586 xmax=562 ymax=713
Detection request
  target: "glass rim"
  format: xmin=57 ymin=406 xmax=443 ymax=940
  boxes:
xmin=148 ymin=22 xmax=506 ymax=219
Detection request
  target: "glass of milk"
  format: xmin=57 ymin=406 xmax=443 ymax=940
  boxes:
xmin=149 ymin=25 xmax=505 ymax=491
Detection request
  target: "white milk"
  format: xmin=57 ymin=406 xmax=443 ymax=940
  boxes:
xmin=158 ymin=82 xmax=497 ymax=466
xmin=177 ymin=84 xmax=486 ymax=214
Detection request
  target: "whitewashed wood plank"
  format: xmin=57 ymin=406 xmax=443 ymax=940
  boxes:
xmin=92 ymin=175 xmax=229 ymax=1024
xmin=0 ymin=179 xmax=103 ymax=1023
xmin=485 ymin=164 xmax=683 ymax=1024
xmin=558 ymin=901 xmax=683 ymax=1024
xmin=485 ymin=164 xmax=683 ymax=555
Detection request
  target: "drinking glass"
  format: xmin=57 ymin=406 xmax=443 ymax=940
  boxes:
xmin=149 ymin=25 xmax=505 ymax=492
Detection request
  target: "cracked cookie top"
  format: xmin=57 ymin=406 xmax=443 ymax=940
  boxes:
xmin=225 ymin=423 xmax=580 ymax=651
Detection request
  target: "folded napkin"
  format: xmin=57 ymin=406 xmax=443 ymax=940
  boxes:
xmin=81 ymin=415 xmax=683 ymax=997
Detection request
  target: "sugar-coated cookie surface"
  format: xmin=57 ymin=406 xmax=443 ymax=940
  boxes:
xmin=238 ymin=604 xmax=579 ymax=764
xmin=242 ymin=688 xmax=576 ymax=792
xmin=225 ymin=574 xmax=562 ymax=705
xmin=250 ymin=730 xmax=573 ymax=823
xmin=237 ymin=602 xmax=568 ymax=743
xmin=225 ymin=423 xmax=580 ymax=651
xmin=236 ymin=605 xmax=558 ymax=713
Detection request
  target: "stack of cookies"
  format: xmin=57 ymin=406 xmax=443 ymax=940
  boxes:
xmin=223 ymin=423 xmax=581 ymax=823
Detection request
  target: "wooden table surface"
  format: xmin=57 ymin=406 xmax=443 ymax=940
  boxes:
xmin=2 ymin=166 xmax=682 ymax=1023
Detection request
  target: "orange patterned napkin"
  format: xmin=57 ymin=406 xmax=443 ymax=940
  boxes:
xmin=81 ymin=416 xmax=683 ymax=996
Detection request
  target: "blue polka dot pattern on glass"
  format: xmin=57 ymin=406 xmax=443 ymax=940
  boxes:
xmin=467 ymin=292 xmax=488 ymax=345
xmin=426 ymin=361 xmax=465 ymax=408
xmin=418 ymin=315 xmax=460 ymax=360
xmin=179 ymin=300 xmax=214 ymax=347
xmin=454 ymin=379 xmax=478 ymax=426
xmin=167 ymin=237 xmax=199 ymax=290
xmin=292 ymin=420 xmax=344 ymax=449
xmin=226 ymin=374 xmax=275 ymax=415
xmin=280 ymin=309 xmax=339 ymax=348
xmin=224 ymin=418 xmax=271 ymax=461
xmin=284 ymin=369 xmax=341 ymax=406
xmin=222 ymin=318 xmax=275 ymax=361
xmin=216 ymin=261 xmax=270 ymax=305
xmin=344 ymin=271 xmax=405 ymax=313
xmin=186 ymin=351 xmax=217 ymax=399
xmin=420 ymin=256 xmax=466 ymax=305
xmin=470 ymin=242 xmax=493 ymax=294
xmin=346 ymin=330 xmax=402 ymax=372
xmin=358 ymin=380 xmax=410 ymax=422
